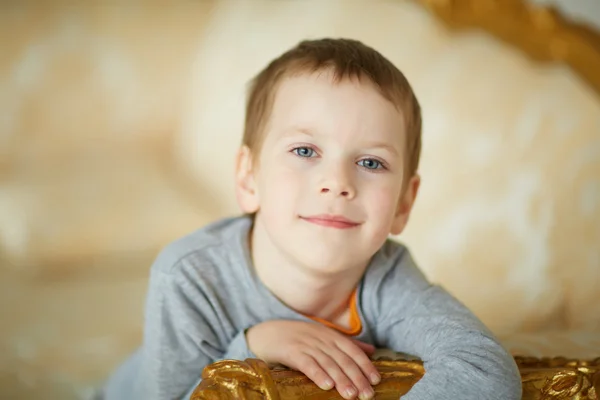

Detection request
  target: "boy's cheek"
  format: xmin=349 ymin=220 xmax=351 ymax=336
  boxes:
xmin=368 ymin=186 xmax=401 ymax=222
xmin=269 ymin=162 xmax=308 ymax=189
xmin=259 ymin=168 xmax=301 ymax=206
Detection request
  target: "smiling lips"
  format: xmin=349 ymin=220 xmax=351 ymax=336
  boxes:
xmin=300 ymin=214 xmax=361 ymax=229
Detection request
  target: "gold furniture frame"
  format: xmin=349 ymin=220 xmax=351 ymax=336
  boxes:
xmin=414 ymin=0 xmax=600 ymax=96
xmin=190 ymin=356 xmax=600 ymax=399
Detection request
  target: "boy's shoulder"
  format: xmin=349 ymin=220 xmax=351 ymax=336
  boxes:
xmin=364 ymin=238 xmax=430 ymax=289
xmin=150 ymin=214 xmax=252 ymax=276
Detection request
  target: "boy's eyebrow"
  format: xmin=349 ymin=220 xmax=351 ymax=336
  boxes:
xmin=283 ymin=128 xmax=401 ymax=156
xmin=283 ymin=127 xmax=315 ymax=137
xmin=364 ymin=142 xmax=400 ymax=156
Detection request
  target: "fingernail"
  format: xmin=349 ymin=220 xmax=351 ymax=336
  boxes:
xmin=359 ymin=388 xmax=375 ymax=399
xmin=370 ymin=373 xmax=381 ymax=385
xmin=345 ymin=387 xmax=357 ymax=399
xmin=321 ymin=379 xmax=334 ymax=390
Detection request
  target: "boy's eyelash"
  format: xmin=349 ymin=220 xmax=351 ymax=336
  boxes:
xmin=358 ymin=158 xmax=388 ymax=172
xmin=290 ymin=145 xmax=319 ymax=157
xmin=289 ymin=146 xmax=389 ymax=171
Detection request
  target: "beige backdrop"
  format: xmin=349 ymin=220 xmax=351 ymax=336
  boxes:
xmin=1 ymin=1 xmax=599 ymax=398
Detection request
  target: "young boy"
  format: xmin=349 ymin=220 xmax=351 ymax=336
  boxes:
xmin=101 ymin=38 xmax=522 ymax=400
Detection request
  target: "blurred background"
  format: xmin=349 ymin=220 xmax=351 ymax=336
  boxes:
xmin=1 ymin=0 xmax=599 ymax=398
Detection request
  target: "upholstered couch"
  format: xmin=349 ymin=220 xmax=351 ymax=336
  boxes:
xmin=1 ymin=1 xmax=598 ymax=398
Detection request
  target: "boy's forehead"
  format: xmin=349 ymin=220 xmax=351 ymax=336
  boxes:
xmin=267 ymin=72 xmax=406 ymax=143
xmin=274 ymin=70 xmax=369 ymax=99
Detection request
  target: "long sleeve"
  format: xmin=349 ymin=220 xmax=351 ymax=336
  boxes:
xmin=132 ymin=266 xmax=225 ymax=400
xmin=371 ymin=248 xmax=522 ymax=400
xmin=101 ymin=216 xmax=272 ymax=400
xmin=103 ymin=254 xmax=232 ymax=400
xmin=103 ymin=253 xmax=263 ymax=400
xmin=181 ymin=330 xmax=258 ymax=400
xmin=222 ymin=329 xmax=257 ymax=360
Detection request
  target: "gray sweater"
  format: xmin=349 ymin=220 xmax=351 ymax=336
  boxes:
xmin=101 ymin=215 xmax=521 ymax=400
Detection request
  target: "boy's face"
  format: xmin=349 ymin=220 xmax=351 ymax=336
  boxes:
xmin=236 ymin=71 xmax=419 ymax=274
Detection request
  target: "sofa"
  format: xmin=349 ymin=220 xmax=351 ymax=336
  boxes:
xmin=1 ymin=1 xmax=598 ymax=398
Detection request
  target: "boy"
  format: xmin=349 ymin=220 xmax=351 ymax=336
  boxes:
xmin=102 ymin=38 xmax=522 ymax=400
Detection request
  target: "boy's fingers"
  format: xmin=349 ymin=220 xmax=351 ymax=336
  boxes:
xmin=352 ymin=340 xmax=376 ymax=356
xmin=330 ymin=347 xmax=375 ymax=399
xmin=308 ymin=349 xmax=358 ymax=399
xmin=292 ymin=353 xmax=335 ymax=391
xmin=340 ymin=340 xmax=381 ymax=386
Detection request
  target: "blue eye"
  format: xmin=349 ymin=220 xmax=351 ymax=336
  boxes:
xmin=292 ymin=147 xmax=316 ymax=158
xmin=358 ymin=158 xmax=383 ymax=170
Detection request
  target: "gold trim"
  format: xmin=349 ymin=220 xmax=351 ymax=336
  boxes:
xmin=191 ymin=358 xmax=424 ymax=399
xmin=191 ymin=356 xmax=600 ymax=399
xmin=516 ymin=356 xmax=600 ymax=399
xmin=412 ymin=0 xmax=600 ymax=97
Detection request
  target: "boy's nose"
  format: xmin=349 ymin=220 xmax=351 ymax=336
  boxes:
xmin=318 ymin=162 xmax=357 ymax=199
xmin=320 ymin=186 xmax=353 ymax=197
xmin=319 ymin=177 xmax=356 ymax=199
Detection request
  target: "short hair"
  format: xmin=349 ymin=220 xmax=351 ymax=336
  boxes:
xmin=243 ymin=37 xmax=422 ymax=180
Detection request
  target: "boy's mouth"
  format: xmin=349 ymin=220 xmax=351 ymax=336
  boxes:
xmin=299 ymin=214 xmax=361 ymax=229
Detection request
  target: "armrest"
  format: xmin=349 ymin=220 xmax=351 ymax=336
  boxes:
xmin=190 ymin=355 xmax=600 ymax=399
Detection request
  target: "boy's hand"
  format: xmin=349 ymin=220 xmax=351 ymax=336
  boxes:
xmin=246 ymin=320 xmax=380 ymax=399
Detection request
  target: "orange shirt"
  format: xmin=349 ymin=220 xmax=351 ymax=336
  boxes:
xmin=304 ymin=289 xmax=362 ymax=336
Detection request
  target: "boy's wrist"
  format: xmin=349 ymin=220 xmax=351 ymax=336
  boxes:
xmin=246 ymin=320 xmax=290 ymax=363
xmin=245 ymin=321 xmax=268 ymax=360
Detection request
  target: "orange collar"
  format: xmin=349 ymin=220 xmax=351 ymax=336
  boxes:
xmin=304 ymin=289 xmax=362 ymax=336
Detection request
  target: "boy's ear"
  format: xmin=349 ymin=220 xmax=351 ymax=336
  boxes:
xmin=235 ymin=145 xmax=260 ymax=214
xmin=390 ymin=174 xmax=420 ymax=235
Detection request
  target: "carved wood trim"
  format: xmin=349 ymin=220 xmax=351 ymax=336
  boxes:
xmin=411 ymin=0 xmax=600 ymax=97
xmin=190 ymin=356 xmax=600 ymax=399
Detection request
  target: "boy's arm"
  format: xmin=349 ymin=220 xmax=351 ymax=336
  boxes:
xmin=132 ymin=265 xmax=219 ymax=400
xmin=181 ymin=329 xmax=258 ymax=400
xmin=373 ymin=251 xmax=522 ymax=400
xmin=130 ymin=257 xmax=256 ymax=400
xmin=221 ymin=328 xmax=256 ymax=360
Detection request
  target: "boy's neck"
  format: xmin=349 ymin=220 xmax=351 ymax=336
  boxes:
xmin=249 ymin=217 xmax=367 ymax=323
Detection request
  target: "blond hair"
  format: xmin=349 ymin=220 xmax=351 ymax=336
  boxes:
xmin=243 ymin=38 xmax=422 ymax=179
